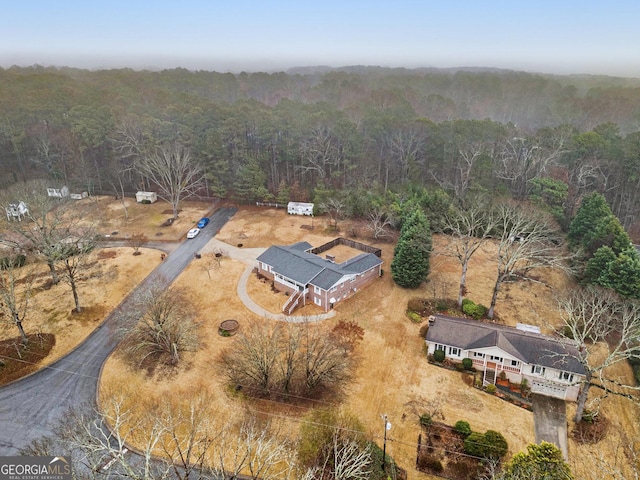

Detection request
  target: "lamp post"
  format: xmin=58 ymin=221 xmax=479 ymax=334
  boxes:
xmin=381 ymin=414 xmax=391 ymax=470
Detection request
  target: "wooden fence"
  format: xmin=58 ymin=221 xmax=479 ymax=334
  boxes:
xmin=310 ymin=237 xmax=382 ymax=258
xmin=255 ymin=202 xmax=287 ymax=209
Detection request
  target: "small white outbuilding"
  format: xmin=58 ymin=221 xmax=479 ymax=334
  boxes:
xmin=5 ymin=201 xmax=28 ymax=221
xmin=287 ymin=202 xmax=314 ymax=216
xmin=135 ymin=191 xmax=158 ymax=204
xmin=47 ymin=186 xmax=69 ymax=198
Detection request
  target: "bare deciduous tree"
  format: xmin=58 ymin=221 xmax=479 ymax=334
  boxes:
xmin=201 ymin=249 xmax=225 ymax=279
xmin=214 ymin=419 xmax=297 ymax=480
xmin=488 ymin=203 xmax=574 ymax=319
xmin=317 ymin=436 xmax=372 ymax=480
xmin=121 ymin=280 xmax=199 ymax=367
xmin=0 ymin=255 xmax=36 ymax=344
xmin=496 ymin=130 xmax=569 ymax=199
xmin=58 ymin=234 xmax=96 ymax=313
xmin=442 ymin=198 xmax=499 ymax=307
xmin=137 ymin=143 xmax=203 ymax=220
xmin=0 ymin=180 xmax=76 ymax=285
xmin=23 ymin=393 xmax=305 ymax=480
xmin=218 ymin=320 xmax=356 ymax=398
xmin=156 ymin=394 xmax=217 ymax=480
xmin=556 ymin=286 xmax=640 ymax=423
xmin=365 ymin=205 xmax=393 ymax=240
xmin=320 ymin=197 xmax=347 ymax=230
xmin=126 ymin=233 xmax=148 ymax=255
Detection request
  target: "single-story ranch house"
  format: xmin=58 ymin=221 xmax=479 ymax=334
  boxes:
xmin=256 ymin=239 xmax=383 ymax=314
xmin=425 ymin=315 xmax=586 ymax=401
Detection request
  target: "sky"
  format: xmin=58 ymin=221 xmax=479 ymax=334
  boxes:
xmin=1 ymin=0 xmax=639 ymax=77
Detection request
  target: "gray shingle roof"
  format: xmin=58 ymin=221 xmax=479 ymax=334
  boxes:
xmin=256 ymin=243 xmax=382 ymax=290
xmin=426 ymin=315 xmax=585 ymax=374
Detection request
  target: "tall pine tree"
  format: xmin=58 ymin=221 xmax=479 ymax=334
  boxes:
xmin=391 ymin=208 xmax=432 ymax=288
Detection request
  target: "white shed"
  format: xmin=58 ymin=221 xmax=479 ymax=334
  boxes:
xmin=47 ymin=186 xmax=69 ymax=198
xmin=5 ymin=201 xmax=28 ymax=221
xmin=135 ymin=191 xmax=158 ymax=204
xmin=287 ymin=202 xmax=314 ymax=216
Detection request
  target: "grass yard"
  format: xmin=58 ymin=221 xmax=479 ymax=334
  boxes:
xmin=76 ymin=195 xmax=217 ymax=241
xmin=100 ymin=205 xmax=640 ymax=479
xmin=2 ymin=198 xmax=637 ymax=479
xmin=0 ymin=247 xmax=161 ymax=382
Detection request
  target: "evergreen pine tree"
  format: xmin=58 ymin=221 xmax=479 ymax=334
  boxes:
xmin=391 ymin=208 xmax=432 ymax=288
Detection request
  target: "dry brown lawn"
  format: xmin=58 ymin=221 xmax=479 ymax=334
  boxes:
xmin=0 ymin=247 xmax=161 ymax=371
xmin=0 ymin=196 xmax=214 ymax=374
xmin=6 ymin=198 xmax=638 ymax=479
xmin=98 ymin=205 xmax=640 ymax=479
xmin=76 ymin=195 xmax=217 ymax=241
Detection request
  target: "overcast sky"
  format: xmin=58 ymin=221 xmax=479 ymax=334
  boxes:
xmin=2 ymin=0 xmax=639 ymax=77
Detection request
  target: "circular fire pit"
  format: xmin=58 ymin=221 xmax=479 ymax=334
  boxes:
xmin=219 ymin=319 xmax=239 ymax=337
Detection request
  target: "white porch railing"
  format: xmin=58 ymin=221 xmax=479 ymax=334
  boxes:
xmin=283 ymin=289 xmax=307 ymax=315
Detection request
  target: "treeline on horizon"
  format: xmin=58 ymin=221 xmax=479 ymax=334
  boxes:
xmin=2 ymin=64 xmax=640 ymax=236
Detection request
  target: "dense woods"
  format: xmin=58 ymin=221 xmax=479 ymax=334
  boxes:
xmin=2 ymin=64 xmax=640 ymax=237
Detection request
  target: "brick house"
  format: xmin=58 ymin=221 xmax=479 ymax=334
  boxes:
xmin=425 ymin=314 xmax=586 ymax=401
xmin=256 ymin=239 xmax=383 ymax=314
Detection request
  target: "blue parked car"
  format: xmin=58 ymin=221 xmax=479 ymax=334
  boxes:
xmin=197 ymin=217 xmax=210 ymax=228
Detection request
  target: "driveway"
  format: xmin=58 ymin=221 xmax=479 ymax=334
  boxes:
xmin=531 ymin=393 xmax=568 ymax=460
xmin=0 ymin=207 xmax=237 ymax=455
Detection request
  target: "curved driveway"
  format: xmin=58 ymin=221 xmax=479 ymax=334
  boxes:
xmin=0 ymin=207 xmax=237 ymax=455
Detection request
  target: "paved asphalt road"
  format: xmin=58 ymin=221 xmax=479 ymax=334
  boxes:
xmin=0 ymin=207 xmax=237 ymax=455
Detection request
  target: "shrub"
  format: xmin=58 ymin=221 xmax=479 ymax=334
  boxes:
xmin=483 ymin=430 xmax=509 ymax=458
xmin=464 ymin=432 xmax=487 ymax=457
xmin=435 ymin=300 xmax=449 ymax=312
xmin=141 ymin=199 xmax=151 ymax=204
xmin=464 ymin=430 xmax=508 ymax=459
xmin=462 ymin=358 xmax=473 ymax=370
xmin=433 ymin=349 xmax=445 ymax=362
xmin=454 ymin=362 xmax=465 ymax=371
xmin=462 ymin=299 xmax=487 ymax=319
xmin=485 ymin=384 xmax=496 ymax=394
xmin=419 ymin=414 xmax=433 ymax=428
xmin=454 ymin=420 xmax=472 ymax=437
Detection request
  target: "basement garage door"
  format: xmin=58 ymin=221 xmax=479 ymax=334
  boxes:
xmin=531 ymin=381 xmax=566 ymax=399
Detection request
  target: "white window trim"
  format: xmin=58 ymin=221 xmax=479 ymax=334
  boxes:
xmin=532 ymin=365 xmax=546 ymax=376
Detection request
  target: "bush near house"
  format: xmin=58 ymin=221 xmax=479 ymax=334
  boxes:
xmin=433 ymin=349 xmax=445 ymax=362
xmin=462 ymin=358 xmax=473 ymax=370
xmin=461 ymin=298 xmax=487 ymax=320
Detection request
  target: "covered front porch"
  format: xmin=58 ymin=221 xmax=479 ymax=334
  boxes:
xmin=471 ymin=357 xmax=522 ymax=386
